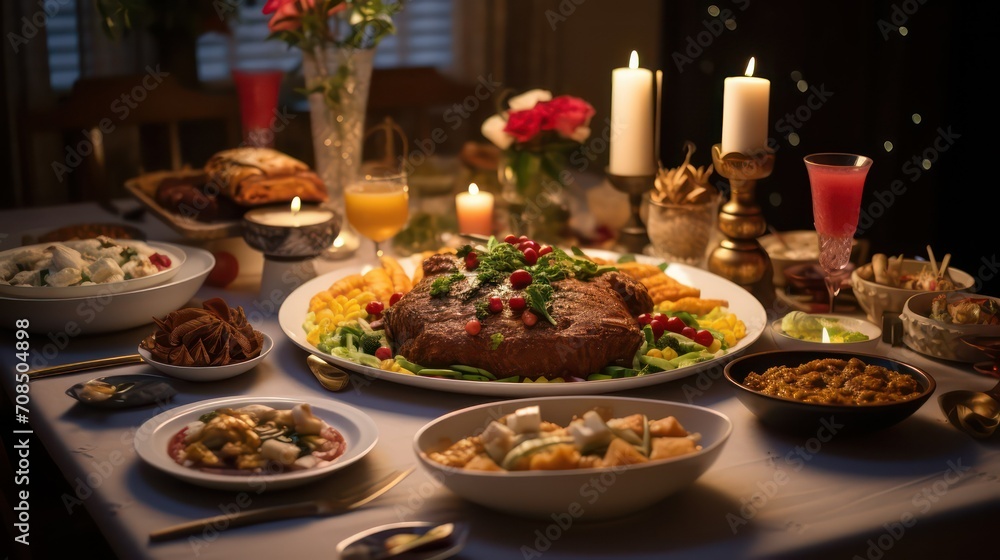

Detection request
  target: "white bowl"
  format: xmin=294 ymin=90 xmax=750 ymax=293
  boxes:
xmin=770 ymin=313 xmax=882 ymax=352
xmin=0 ymin=246 xmax=214 ymax=335
xmin=413 ymin=396 xmax=732 ymax=521
xmin=901 ymin=291 xmax=1000 ymax=362
xmin=851 ymin=260 xmax=974 ymax=323
xmin=138 ymin=333 xmax=273 ymax=381
xmin=0 ymin=240 xmax=186 ymax=299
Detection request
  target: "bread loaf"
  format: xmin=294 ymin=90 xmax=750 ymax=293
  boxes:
xmin=204 ymin=147 xmax=328 ymax=206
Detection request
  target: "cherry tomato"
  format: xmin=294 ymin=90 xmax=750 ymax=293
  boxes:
xmin=205 ymin=251 xmax=239 ymax=288
xmin=509 ymin=269 xmax=533 ymax=289
xmin=518 ymin=235 xmax=529 ymax=243
xmin=680 ymin=326 xmax=697 ymax=340
xmin=504 ymin=234 xmax=518 ymax=244
xmin=465 ymin=319 xmax=481 ymax=335
xmin=522 ymin=310 xmax=538 ymax=327
xmin=508 ymin=296 xmax=526 ymax=311
xmin=649 ymin=318 xmax=666 ymax=340
xmin=366 ymin=301 xmax=385 ymax=316
xmin=149 ymin=253 xmax=172 ymax=271
xmin=375 ymin=347 xmax=392 ymax=360
xmin=538 ymin=245 xmax=553 ymax=256
xmin=465 ymin=251 xmax=479 ymax=270
xmin=488 ymin=297 xmax=503 ymax=313
xmin=637 ymin=313 xmax=653 ymax=325
xmin=693 ymin=329 xmax=715 ymax=348
xmin=522 ymin=247 xmax=538 ymax=265
xmin=652 ymin=313 xmax=667 ymax=323
xmin=664 ymin=316 xmax=686 ymax=334
xmin=518 ymin=241 xmax=540 ymax=253
xmin=389 ymin=292 xmax=404 ymax=306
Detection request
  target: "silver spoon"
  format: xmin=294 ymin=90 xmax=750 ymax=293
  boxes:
xmin=381 ymin=522 xmax=455 ymax=558
xmin=938 ymin=379 xmax=1000 ymax=439
xmin=307 ymin=355 xmax=351 ymax=392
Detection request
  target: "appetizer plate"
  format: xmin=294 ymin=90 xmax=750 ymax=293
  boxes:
xmin=770 ymin=313 xmax=881 ymax=352
xmin=279 ymin=249 xmax=767 ymax=396
xmin=0 ymin=240 xmax=186 ymax=299
xmin=137 ymin=333 xmax=274 ymax=382
xmin=134 ymin=396 xmax=379 ymax=491
xmin=0 ymin=245 xmax=213 ymax=334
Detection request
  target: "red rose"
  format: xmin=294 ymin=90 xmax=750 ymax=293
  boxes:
xmin=504 ymin=106 xmax=546 ymax=143
xmin=267 ymin=0 xmax=347 ymax=34
xmin=541 ymin=96 xmax=596 ymax=139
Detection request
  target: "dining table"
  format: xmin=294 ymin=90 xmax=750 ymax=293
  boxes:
xmin=1 ymin=198 xmax=997 ymax=560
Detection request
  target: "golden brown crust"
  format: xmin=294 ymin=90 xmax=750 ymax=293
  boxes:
xmin=205 ymin=148 xmax=327 ymax=206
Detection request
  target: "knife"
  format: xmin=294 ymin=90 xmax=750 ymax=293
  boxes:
xmin=28 ymin=354 xmax=145 ymax=380
xmin=149 ymin=466 xmax=415 ymax=542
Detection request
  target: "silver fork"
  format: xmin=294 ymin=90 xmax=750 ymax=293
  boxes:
xmin=149 ymin=466 xmax=415 ymax=542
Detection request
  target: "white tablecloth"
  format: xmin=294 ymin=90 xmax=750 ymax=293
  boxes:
xmin=1 ymin=200 xmax=997 ymax=559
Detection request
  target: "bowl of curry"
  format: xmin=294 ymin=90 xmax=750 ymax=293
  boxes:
xmin=724 ymin=350 xmax=935 ymax=435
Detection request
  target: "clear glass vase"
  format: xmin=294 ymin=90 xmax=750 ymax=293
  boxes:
xmin=301 ymin=45 xmax=375 ymax=215
xmin=498 ymin=151 xmax=571 ymax=245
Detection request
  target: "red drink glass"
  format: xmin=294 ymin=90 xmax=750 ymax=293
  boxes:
xmin=804 ymin=153 xmax=873 ymax=313
xmin=233 ymin=70 xmax=284 ymax=148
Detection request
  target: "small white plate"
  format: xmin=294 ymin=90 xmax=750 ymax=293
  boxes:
xmin=0 ymin=240 xmax=186 ymax=299
xmin=137 ymin=333 xmax=274 ymax=382
xmin=134 ymin=396 xmax=379 ymax=491
xmin=770 ymin=314 xmax=882 ymax=352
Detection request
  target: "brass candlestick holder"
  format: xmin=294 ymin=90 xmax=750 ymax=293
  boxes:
xmin=708 ymin=144 xmax=775 ymax=306
xmin=606 ymin=169 xmax=656 ymax=255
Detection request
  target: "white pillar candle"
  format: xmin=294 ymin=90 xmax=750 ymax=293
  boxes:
xmin=721 ymin=57 xmax=771 ymax=155
xmin=610 ymin=50 xmax=656 ymax=176
xmin=456 ymin=183 xmax=494 ymax=236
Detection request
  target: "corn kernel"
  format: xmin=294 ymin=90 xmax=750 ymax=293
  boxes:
xmin=708 ymin=339 xmax=722 ymax=353
xmin=661 ymin=347 xmax=678 ymax=360
xmin=646 ymin=349 xmax=663 ymax=358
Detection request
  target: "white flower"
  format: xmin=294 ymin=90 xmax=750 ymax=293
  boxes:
xmin=481 ymin=114 xmax=513 ymax=149
xmin=508 ymin=89 xmax=551 ymax=111
xmin=567 ymin=126 xmax=591 ymax=143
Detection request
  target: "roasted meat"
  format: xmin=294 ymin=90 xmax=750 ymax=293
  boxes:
xmin=384 ymin=254 xmax=653 ymax=378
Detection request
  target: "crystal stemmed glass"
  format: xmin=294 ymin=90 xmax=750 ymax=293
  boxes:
xmin=804 ymin=153 xmax=873 ymax=313
xmin=343 ymin=164 xmax=409 ymax=262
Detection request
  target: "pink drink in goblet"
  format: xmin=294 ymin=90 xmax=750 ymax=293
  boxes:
xmin=804 ymin=153 xmax=873 ymax=312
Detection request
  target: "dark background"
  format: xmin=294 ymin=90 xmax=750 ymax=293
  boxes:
xmin=658 ymin=0 xmax=998 ymax=295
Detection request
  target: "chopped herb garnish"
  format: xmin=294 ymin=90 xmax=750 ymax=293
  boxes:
xmin=490 ymin=332 xmax=504 ymax=350
xmin=430 ymin=271 xmax=464 ymax=297
xmin=121 ymin=247 xmax=138 ymax=260
xmin=474 ymin=300 xmax=491 ymax=320
xmin=524 ymin=283 xmax=557 ymax=325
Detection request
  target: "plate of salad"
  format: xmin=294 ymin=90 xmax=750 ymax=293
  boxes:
xmin=278 ymin=240 xmax=767 ymax=396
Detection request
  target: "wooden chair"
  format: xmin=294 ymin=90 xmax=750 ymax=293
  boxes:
xmin=21 ymin=73 xmax=241 ymax=206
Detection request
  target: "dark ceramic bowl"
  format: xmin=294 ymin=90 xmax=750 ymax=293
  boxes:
xmin=724 ymin=350 xmax=935 ymax=436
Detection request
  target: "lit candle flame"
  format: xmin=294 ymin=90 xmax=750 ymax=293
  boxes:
xmin=745 ymin=57 xmax=756 ymax=77
xmin=290 ymin=196 xmax=301 ymax=215
xmin=821 ymin=327 xmax=830 ymax=344
xmin=629 ymin=50 xmax=639 ymax=69
xmin=468 ymin=183 xmax=479 ymax=195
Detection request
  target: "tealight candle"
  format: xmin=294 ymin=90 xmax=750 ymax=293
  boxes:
xmin=455 ymin=183 xmax=494 ymax=236
xmin=721 ymin=57 xmax=770 ymax=155
xmin=243 ymin=197 xmax=336 ymax=227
